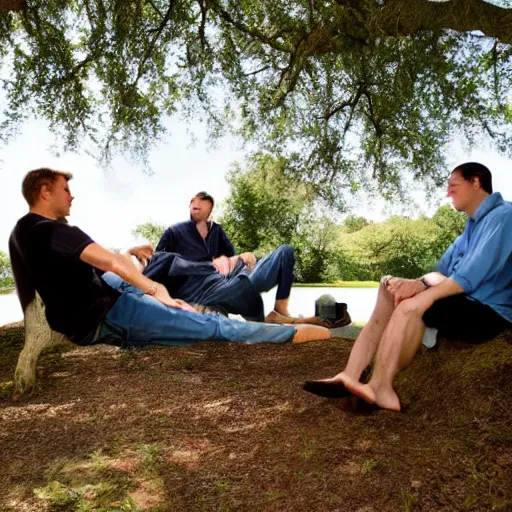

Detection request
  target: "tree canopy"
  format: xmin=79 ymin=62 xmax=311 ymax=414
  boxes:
xmin=1 ymin=1 xmax=511 ymax=201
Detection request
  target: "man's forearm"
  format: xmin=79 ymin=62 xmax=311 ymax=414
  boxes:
xmin=111 ymin=254 xmax=159 ymax=293
xmin=81 ymin=243 xmax=160 ymax=295
xmin=422 ymin=276 xmax=464 ymax=302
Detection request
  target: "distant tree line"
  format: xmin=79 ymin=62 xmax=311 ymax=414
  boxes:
xmin=134 ymin=155 xmax=466 ymax=283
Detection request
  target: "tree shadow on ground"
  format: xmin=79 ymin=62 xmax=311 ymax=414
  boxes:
xmin=1 ymin=323 xmax=511 ymax=511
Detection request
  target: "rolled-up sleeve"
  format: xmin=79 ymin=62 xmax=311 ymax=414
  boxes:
xmin=436 ymin=236 xmax=461 ymax=276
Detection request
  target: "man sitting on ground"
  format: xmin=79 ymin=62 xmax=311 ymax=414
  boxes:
xmin=304 ymin=162 xmax=512 ymax=411
xmin=156 ymin=191 xmax=236 ymax=266
xmin=10 ymin=168 xmax=331 ymax=348
xmin=136 ymin=243 xmax=346 ymax=326
xmin=154 ymin=191 xmax=337 ymax=324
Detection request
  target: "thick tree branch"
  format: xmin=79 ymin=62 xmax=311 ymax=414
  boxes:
xmin=196 ymin=0 xmax=208 ymax=50
xmin=132 ymin=0 xmax=176 ymax=90
xmin=0 ymin=0 xmax=25 ymax=13
xmin=358 ymin=0 xmax=512 ymax=44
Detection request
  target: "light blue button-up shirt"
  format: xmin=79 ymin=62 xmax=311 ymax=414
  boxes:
xmin=437 ymin=192 xmax=512 ymax=323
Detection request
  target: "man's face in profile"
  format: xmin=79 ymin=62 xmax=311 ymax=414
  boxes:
xmin=447 ymin=170 xmax=478 ymax=213
xmin=49 ymin=175 xmax=74 ymax=219
xmin=190 ymin=198 xmax=213 ymax=222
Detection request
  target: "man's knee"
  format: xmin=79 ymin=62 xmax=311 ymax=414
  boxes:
xmin=394 ymin=298 xmax=425 ymax=318
xmin=276 ymin=244 xmax=295 ymax=263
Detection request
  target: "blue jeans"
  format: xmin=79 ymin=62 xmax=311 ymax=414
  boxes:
xmin=101 ymin=272 xmax=296 ymax=346
xmin=249 ymin=245 xmax=295 ymax=300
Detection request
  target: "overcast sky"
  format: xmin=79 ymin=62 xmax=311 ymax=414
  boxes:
xmin=1 ymin=115 xmax=512 ymax=255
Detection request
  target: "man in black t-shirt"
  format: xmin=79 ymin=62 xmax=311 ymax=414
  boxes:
xmin=10 ymin=168 xmax=330 ymax=346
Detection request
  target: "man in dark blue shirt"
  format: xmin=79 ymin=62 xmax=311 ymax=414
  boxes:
xmin=155 ymin=192 xmax=299 ymax=321
xmin=156 ymin=192 xmax=236 ymax=271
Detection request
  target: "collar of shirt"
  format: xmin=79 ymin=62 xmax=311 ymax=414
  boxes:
xmin=471 ymin=192 xmax=504 ymax=223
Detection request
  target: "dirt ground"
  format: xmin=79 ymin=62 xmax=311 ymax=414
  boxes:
xmin=1 ymin=322 xmax=512 ymax=512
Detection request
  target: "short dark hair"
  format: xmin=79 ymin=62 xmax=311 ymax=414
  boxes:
xmin=22 ymin=168 xmax=73 ymax=206
xmin=191 ymin=191 xmax=214 ymax=208
xmin=452 ymin=162 xmax=492 ymax=194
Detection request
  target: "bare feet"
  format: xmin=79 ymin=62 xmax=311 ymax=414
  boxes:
xmin=291 ymin=324 xmax=332 ymax=343
xmin=343 ymin=379 xmax=377 ymax=405
xmin=341 ymin=374 xmax=402 ymax=411
xmin=371 ymin=384 xmax=401 ymax=412
xmin=305 ymin=372 xmax=402 ymax=411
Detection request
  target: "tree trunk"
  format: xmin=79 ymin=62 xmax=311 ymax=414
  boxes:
xmin=14 ymin=292 xmax=69 ymax=398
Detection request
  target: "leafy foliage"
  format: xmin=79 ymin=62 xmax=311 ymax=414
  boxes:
xmin=132 ymin=222 xmax=166 ymax=247
xmin=343 ymin=216 xmax=370 ymax=233
xmin=220 ymin=154 xmax=314 ymax=253
xmin=336 ymin=207 xmax=466 ymax=280
xmin=1 ymin=1 xmax=512 ymax=198
xmin=219 ymin=154 xmax=340 ymax=282
xmin=0 ymin=251 xmax=14 ymax=289
xmin=219 ymin=158 xmax=467 ymax=281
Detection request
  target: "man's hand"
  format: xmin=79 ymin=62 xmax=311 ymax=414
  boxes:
xmin=385 ymin=277 xmax=426 ymax=308
xmin=212 ymin=255 xmax=232 ymax=275
xmin=173 ymin=299 xmax=198 ymax=313
xmin=239 ymin=252 xmax=257 ymax=270
xmin=152 ymin=284 xmax=197 ymax=312
xmin=128 ymin=244 xmax=154 ymax=267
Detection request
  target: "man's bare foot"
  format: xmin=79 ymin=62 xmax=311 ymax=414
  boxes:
xmin=291 ymin=324 xmax=332 ymax=343
xmin=310 ymin=372 xmax=377 ymax=405
xmin=305 ymin=372 xmax=401 ymax=412
xmin=266 ymin=310 xmax=294 ymax=324
xmin=343 ymin=379 xmax=377 ymax=405
xmin=303 ymin=379 xmax=350 ymax=398
xmin=343 ymin=376 xmax=401 ymax=412
xmin=371 ymin=385 xmax=401 ymax=412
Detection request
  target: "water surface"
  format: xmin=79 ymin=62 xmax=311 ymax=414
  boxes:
xmin=0 ymin=287 xmax=378 ymax=328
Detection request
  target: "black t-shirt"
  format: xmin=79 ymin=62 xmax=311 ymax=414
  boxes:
xmin=9 ymin=213 xmax=120 ymax=344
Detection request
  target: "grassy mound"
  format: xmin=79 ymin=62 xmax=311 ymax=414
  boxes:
xmin=1 ymin=323 xmax=511 ymax=511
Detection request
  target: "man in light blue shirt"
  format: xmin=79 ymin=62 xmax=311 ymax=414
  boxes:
xmin=304 ymin=162 xmax=512 ymax=412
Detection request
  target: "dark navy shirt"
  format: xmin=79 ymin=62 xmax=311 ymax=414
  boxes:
xmin=155 ymin=220 xmax=235 ymax=262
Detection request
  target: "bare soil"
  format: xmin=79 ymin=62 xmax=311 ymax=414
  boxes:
xmin=1 ymin=322 xmax=512 ymax=511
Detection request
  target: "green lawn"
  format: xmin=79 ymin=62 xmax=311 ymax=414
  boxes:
xmin=294 ymin=281 xmax=379 ymax=288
